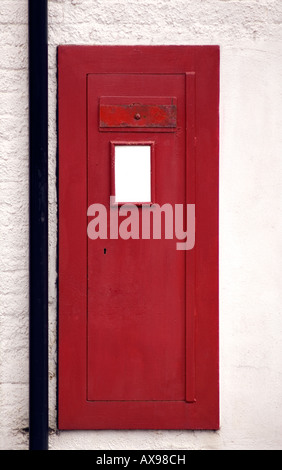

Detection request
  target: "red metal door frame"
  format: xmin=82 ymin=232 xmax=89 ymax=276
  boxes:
xmin=58 ymin=46 xmax=219 ymax=430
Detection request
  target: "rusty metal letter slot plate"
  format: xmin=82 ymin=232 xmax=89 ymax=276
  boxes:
xmin=99 ymin=97 xmax=177 ymax=130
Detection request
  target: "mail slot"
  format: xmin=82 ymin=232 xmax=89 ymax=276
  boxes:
xmin=100 ymin=97 xmax=177 ymax=129
xmin=58 ymin=46 xmax=219 ymax=430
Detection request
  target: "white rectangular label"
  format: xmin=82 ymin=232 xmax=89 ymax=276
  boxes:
xmin=114 ymin=145 xmax=151 ymax=203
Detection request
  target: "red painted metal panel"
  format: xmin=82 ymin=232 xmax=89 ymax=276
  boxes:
xmin=58 ymin=46 xmax=219 ymax=430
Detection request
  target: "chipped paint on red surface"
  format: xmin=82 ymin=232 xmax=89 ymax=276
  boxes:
xmin=100 ymin=103 xmax=177 ymax=128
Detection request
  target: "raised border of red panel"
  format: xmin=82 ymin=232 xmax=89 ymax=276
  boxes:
xmin=58 ymin=46 xmax=220 ymax=430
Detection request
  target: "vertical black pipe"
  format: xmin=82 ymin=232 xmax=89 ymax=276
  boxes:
xmin=28 ymin=0 xmax=48 ymax=450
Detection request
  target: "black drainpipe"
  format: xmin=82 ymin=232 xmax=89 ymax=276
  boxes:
xmin=28 ymin=0 xmax=49 ymax=450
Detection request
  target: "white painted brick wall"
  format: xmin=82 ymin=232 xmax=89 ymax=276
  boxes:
xmin=0 ymin=0 xmax=29 ymax=451
xmin=1 ymin=0 xmax=282 ymax=450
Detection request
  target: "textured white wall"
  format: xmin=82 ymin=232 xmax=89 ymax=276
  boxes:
xmin=1 ymin=0 xmax=282 ymax=450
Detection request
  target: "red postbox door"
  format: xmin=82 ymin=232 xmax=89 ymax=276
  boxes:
xmin=87 ymin=73 xmax=186 ymax=402
xmin=58 ymin=46 xmax=219 ymax=430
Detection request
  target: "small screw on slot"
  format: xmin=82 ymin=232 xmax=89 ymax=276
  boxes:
xmin=134 ymin=113 xmax=141 ymax=120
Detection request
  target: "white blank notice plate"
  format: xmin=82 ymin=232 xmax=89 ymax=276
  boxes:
xmin=114 ymin=145 xmax=151 ymax=203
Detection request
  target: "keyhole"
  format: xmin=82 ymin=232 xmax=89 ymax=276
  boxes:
xmin=104 ymin=248 xmax=107 ymax=254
